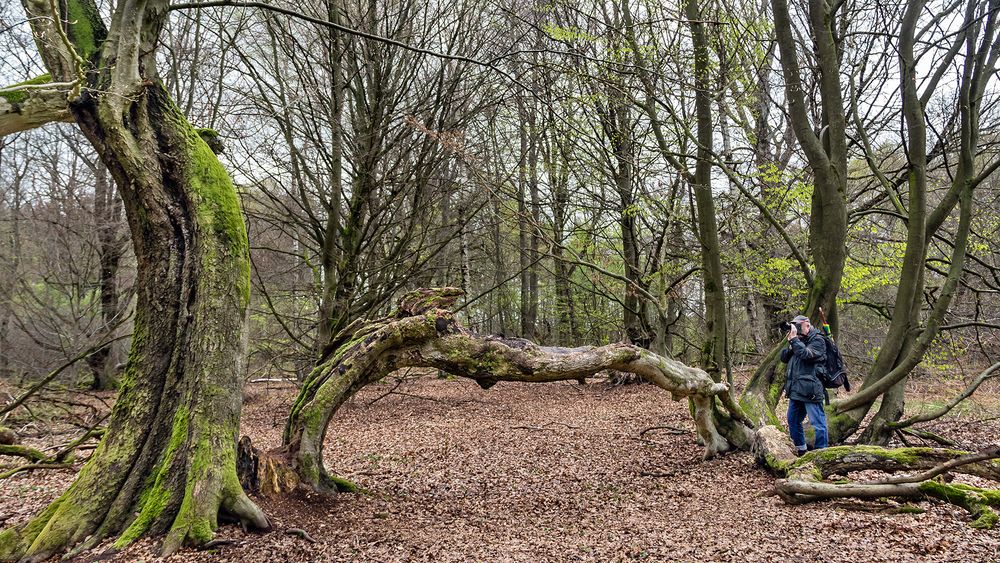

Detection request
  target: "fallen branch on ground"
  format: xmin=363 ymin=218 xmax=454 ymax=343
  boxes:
xmin=0 ymin=462 xmax=73 ymax=479
xmin=755 ymin=426 xmax=1000 ymax=529
xmin=285 ymin=528 xmax=317 ymax=543
xmin=639 ymin=425 xmax=688 ymax=436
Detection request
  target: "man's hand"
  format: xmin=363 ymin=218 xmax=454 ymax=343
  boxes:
xmin=787 ymin=323 xmax=798 ymax=341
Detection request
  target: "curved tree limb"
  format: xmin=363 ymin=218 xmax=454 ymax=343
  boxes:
xmin=888 ymin=361 xmax=1000 ymax=429
xmin=248 ymin=289 xmax=734 ymax=496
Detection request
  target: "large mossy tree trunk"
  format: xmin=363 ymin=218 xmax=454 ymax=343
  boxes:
xmin=245 ymin=288 xmax=733 ymax=495
xmin=0 ymin=0 xmax=268 ymax=560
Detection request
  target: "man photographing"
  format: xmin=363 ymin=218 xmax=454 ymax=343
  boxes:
xmin=780 ymin=315 xmax=828 ymax=455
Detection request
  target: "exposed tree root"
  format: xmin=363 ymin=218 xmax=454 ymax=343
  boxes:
xmin=199 ymin=538 xmax=237 ymax=550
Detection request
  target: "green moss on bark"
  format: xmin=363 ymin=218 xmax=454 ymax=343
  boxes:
xmin=802 ymin=445 xmax=943 ymax=466
xmin=182 ymin=128 xmax=250 ymax=302
xmin=0 ymin=74 xmax=53 ymax=105
xmin=324 ymin=474 xmax=362 ymax=493
xmin=65 ymin=0 xmax=104 ymax=60
xmin=918 ymin=480 xmax=1000 ymax=529
xmin=114 ymin=407 xmax=190 ymax=549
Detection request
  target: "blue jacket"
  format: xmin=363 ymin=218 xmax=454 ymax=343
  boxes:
xmin=781 ymin=330 xmax=827 ymax=403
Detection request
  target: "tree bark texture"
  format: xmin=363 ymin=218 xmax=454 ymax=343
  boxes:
xmin=1 ymin=0 xmax=268 ymax=559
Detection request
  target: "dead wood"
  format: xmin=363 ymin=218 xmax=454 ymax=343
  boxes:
xmin=276 ymin=288 xmax=734 ymax=495
xmin=755 ymin=427 xmax=1000 ymax=529
xmin=285 ymin=528 xmax=317 ymax=543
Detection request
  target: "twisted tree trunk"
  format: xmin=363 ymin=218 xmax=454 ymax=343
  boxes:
xmin=0 ymin=0 xmax=269 ymax=559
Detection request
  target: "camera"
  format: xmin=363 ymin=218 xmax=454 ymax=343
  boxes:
xmin=779 ymin=320 xmax=803 ymax=333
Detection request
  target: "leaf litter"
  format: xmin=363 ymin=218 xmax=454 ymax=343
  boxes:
xmin=0 ymin=376 xmax=997 ymax=562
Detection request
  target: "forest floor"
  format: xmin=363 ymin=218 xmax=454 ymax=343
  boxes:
xmin=1 ymin=372 xmax=999 ymax=562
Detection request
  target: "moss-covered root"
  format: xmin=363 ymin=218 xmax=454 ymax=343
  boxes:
xmin=773 ymin=479 xmax=1000 ymax=529
xmin=760 ymin=439 xmax=1000 ymax=529
xmin=160 ymin=472 xmax=269 ymax=556
xmin=919 ymin=481 xmax=1000 ymax=529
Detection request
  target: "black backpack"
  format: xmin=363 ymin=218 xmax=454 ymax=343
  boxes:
xmin=817 ymin=333 xmax=850 ymax=391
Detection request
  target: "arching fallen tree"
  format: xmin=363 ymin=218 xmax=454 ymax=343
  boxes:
xmin=238 ymin=288 xmax=731 ymax=494
xmin=236 ymin=289 xmax=1000 ymax=532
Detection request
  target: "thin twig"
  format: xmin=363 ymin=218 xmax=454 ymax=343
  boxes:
xmin=0 ymin=462 xmax=72 ymax=479
xmin=168 ymin=0 xmax=530 ymax=93
xmin=639 ymin=425 xmax=688 ymax=437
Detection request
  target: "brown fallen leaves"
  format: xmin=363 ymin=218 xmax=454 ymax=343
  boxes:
xmin=1 ymin=377 xmax=998 ymax=562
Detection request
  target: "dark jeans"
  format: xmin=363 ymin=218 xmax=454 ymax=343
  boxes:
xmin=787 ymin=399 xmax=828 ymax=451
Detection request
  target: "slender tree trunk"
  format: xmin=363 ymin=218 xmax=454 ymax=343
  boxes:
xmin=315 ymin=0 xmax=346 ymax=358
xmin=491 ymin=194 xmax=508 ymax=335
xmin=547 ymin=123 xmax=577 ymax=344
xmin=686 ymin=0 xmax=729 ymax=384
xmin=830 ymin=0 xmax=996 ymax=443
xmin=604 ymin=105 xmax=646 ymax=348
xmin=516 ymin=97 xmax=537 ymax=339
xmin=740 ymin=0 xmax=849 ymax=429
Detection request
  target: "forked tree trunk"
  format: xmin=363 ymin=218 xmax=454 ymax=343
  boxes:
xmin=828 ymin=0 xmax=996 ymax=445
xmin=0 ymin=1 xmax=268 ymax=558
xmin=739 ymin=0 xmax=849 ymax=432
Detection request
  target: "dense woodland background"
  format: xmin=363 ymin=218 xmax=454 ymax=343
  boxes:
xmin=1 ymin=0 xmax=1000 ymax=558
xmin=2 ymin=0 xmax=997 ymax=386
